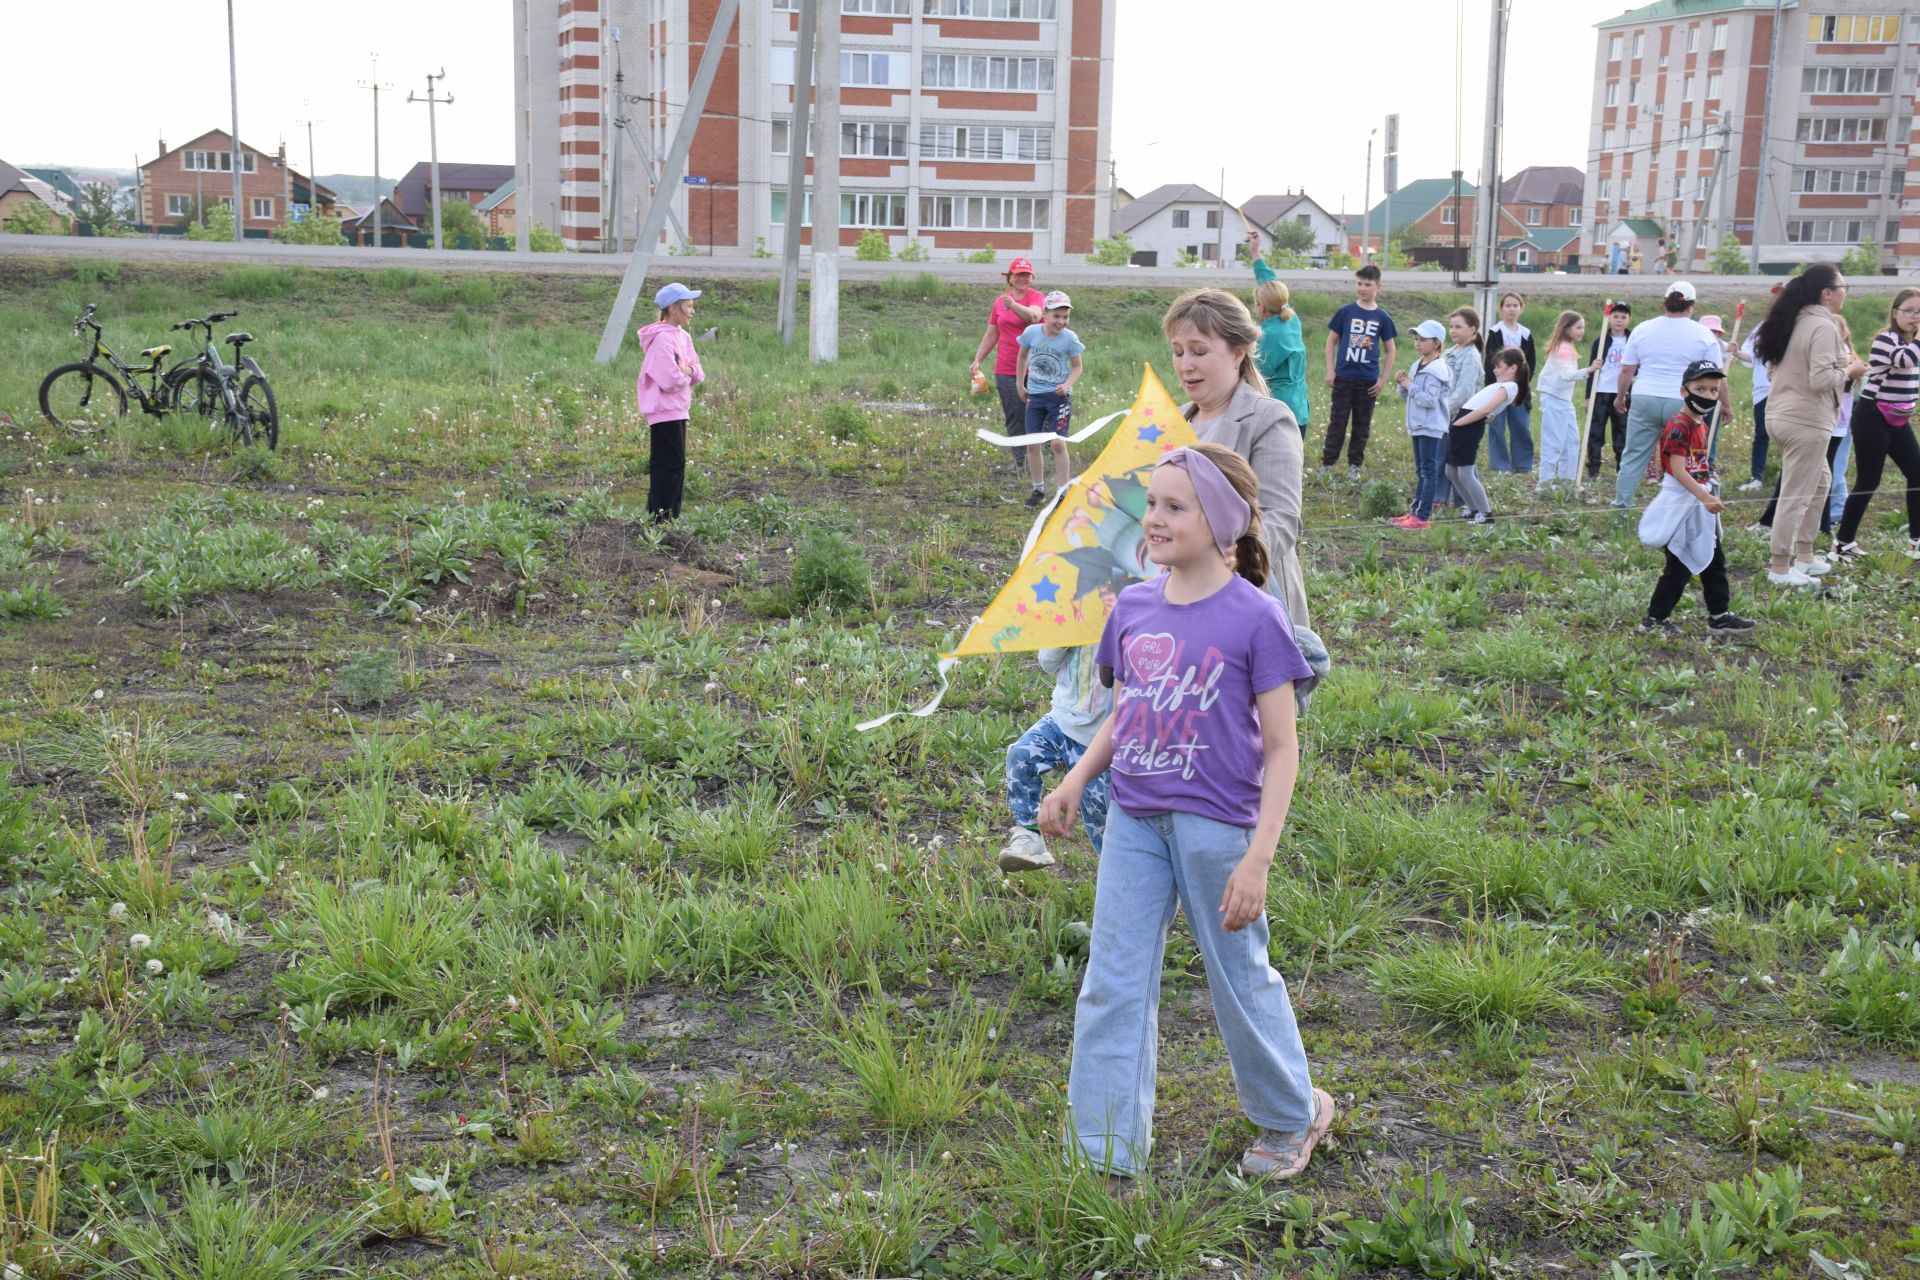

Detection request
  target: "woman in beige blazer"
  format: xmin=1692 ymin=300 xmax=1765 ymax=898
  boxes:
xmin=1163 ymin=289 xmax=1310 ymax=628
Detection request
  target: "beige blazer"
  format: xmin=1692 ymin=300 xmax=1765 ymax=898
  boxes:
xmin=1182 ymin=380 xmax=1311 ymax=628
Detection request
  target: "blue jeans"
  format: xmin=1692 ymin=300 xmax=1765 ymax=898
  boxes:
xmin=1025 ymin=390 xmax=1072 ymax=438
xmin=1830 ymin=432 xmax=1852 ymax=524
xmin=1486 ymin=402 xmax=1534 ymax=472
xmin=1410 ymin=434 xmax=1445 ymax=519
xmin=1066 ymin=806 xmax=1315 ymax=1175
xmin=1006 ymin=715 xmax=1108 ymax=851
xmin=1615 ymin=393 xmax=1683 ymax=507
xmin=1750 ymin=397 xmax=1770 ymax=482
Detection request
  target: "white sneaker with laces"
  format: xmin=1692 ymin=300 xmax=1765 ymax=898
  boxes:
xmin=1767 ymin=566 xmax=1816 ymax=587
xmin=996 ymin=826 xmax=1055 ymax=872
xmin=1795 ymin=556 xmax=1833 ymax=576
xmin=1737 ymin=477 xmax=1764 ymax=492
xmin=1908 ymin=537 xmax=1920 ymax=560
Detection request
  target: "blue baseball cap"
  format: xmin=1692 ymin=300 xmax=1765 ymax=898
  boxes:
xmin=654 ymin=282 xmax=701 ymax=307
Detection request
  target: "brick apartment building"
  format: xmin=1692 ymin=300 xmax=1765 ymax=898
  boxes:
xmin=511 ymin=0 xmax=1116 ymax=258
xmin=138 ymin=130 xmax=337 ymax=235
xmin=1583 ymin=0 xmax=1918 ymax=274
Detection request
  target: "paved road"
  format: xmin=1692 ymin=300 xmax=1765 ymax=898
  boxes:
xmin=2 ymin=232 xmax=1899 ymax=298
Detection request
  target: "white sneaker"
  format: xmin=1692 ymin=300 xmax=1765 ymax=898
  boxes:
xmin=1767 ymin=567 xmax=1816 ymax=587
xmin=1795 ymin=557 xmax=1833 ymax=576
xmin=996 ymin=826 xmax=1055 ymax=872
xmin=1737 ymin=478 xmax=1764 ymax=492
xmin=1908 ymin=538 xmax=1920 ymax=560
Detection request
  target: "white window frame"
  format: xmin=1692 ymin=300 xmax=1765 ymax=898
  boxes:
xmin=1600 ymin=177 xmax=1613 ymax=200
xmin=1706 ymin=72 xmax=1723 ymax=99
xmin=1809 ymin=13 xmax=1901 ymax=42
xmin=917 ymin=193 xmax=1050 ymax=230
xmin=182 ymin=149 xmax=256 ymax=174
xmin=1786 ymin=217 xmax=1867 ymax=243
xmin=840 ymin=51 xmax=907 ymax=87
xmin=1628 ymin=80 xmax=1640 ymax=105
xmin=1515 ymin=247 xmax=1532 ymax=266
xmin=1794 ymin=167 xmax=1883 ymax=193
xmin=1605 ymin=81 xmax=1619 ymax=107
xmin=1796 ymin=116 xmax=1889 ymax=142
xmin=1712 ymin=21 xmax=1727 ymax=49
xmin=1632 ymin=31 xmax=1645 ymax=58
xmin=918 ymin=123 xmax=1052 ymax=161
xmin=1570 ymin=208 xmax=1583 ymax=227
xmin=250 ymin=196 xmax=273 ymax=220
xmin=1441 ymin=205 xmax=1456 ymax=225
xmin=1609 ymin=34 xmax=1623 ymax=61
xmin=1802 ymin=66 xmax=1894 ymax=94
xmin=922 ymin=0 xmax=1058 ymax=14
xmin=1525 ymin=206 xmax=1543 ymax=225
xmin=1683 ymin=73 xmax=1696 ymax=98
xmin=1686 ymin=25 xmax=1698 ymax=52
xmin=921 ymin=52 xmax=1055 ymax=91
xmin=166 ymin=193 xmax=193 ymax=216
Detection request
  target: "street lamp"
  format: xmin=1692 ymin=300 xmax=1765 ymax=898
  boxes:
xmin=1361 ymin=127 xmax=1378 ymax=262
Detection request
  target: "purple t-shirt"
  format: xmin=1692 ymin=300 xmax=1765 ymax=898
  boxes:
xmin=1095 ymin=574 xmax=1313 ymax=828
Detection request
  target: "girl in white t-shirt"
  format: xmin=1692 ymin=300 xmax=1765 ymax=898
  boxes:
xmin=1446 ymin=350 xmax=1530 ymax=525
xmin=1535 ymin=310 xmax=1588 ymax=494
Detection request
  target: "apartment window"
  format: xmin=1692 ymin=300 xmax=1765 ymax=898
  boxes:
xmin=769 ymin=190 xmax=907 ymax=227
xmin=1706 ymin=72 xmax=1723 ymax=99
xmin=918 ymin=193 xmax=1050 ymax=230
xmin=1802 ymin=66 xmax=1895 ymax=94
xmin=1609 ymin=33 xmax=1623 ymax=61
xmin=918 ymin=123 xmax=1052 ymax=161
xmin=1600 ymin=177 xmax=1613 ymax=200
xmin=842 ymin=51 xmax=906 ymax=86
xmin=1525 ymin=206 xmax=1542 ymax=225
xmin=1889 ymin=219 xmax=1901 ymax=242
xmin=250 ymin=196 xmax=272 ymax=220
xmin=1678 ymin=121 xmax=1691 ymax=145
xmin=1632 ymin=31 xmax=1645 ymax=57
xmin=1205 ymin=209 xmax=1221 ymax=229
xmin=165 ymin=193 xmax=193 ymax=216
xmin=1796 ymin=116 xmax=1889 ymax=142
xmin=923 ymin=0 xmax=1058 ymax=15
xmin=1712 ymin=21 xmax=1727 ymax=49
xmin=182 ymin=149 xmax=255 ymax=174
xmin=1570 ymin=208 xmax=1583 ymax=227
xmin=1808 ymin=13 xmax=1901 ymax=42
xmin=1683 ymin=73 xmax=1696 ymax=98
xmin=922 ymin=53 xmax=1055 ymax=90
xmin=843 ymin=0 xmax=910 ymax=11
xmin=1787 ymin=218 xmax=1868 ymax=242
xmin=844 ymin=121 xmax=909 ymax=157
xmin=771 ymin=119 xmax=803 ymax=155
xmin=1605 ymin=82 xmax=1619 ymax=107
xmin=1795 ymin=168 xmax=1884 ymax=193
xmin=1686 ymin=25 xmax=1698 ymax=51
xmin=1629 ymin=80 xmax=1641 ymax=105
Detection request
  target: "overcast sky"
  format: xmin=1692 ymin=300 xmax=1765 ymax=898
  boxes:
xmin=3 ymin=0 xmax=1614 ymax=208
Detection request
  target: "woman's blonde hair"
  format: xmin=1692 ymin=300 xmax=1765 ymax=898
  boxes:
xmin=1163 ymin=289 xmax=1267 ymax=394
xmin=1187 ymin=442 xmax=1269 ymax=588
xmin=1254 ymin=277 xmax=1294 ymax=323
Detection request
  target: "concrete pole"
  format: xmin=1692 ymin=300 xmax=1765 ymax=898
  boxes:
xmin=1361 ymin=131 xmax=1374 ymax=262
xmin=777 ymin=0 xmax=817 ymax=346
xmin=810 ymin=0 xmax=841 ymax=363
xmin=1687 ymin=115 xmax=1729 ymax=268
xmin=1748 ymin=0 xmax=1785 ymax=274
xmin=360 ymin=60 xmax=392 ymax=248
xmin=227 ymin=0 xmax=243 ymax=242
xmin=410 ymin=71 xmax=452 ymax=250
xmin=514 ymin=0 xmax=531 ymax=253
xmin=594 ymin=0 xmax=742 ymax=363
xmin=1474 ymin=0 xmax=1509 ymax=323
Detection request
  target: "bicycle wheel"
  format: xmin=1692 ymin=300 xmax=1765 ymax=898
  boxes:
xmin=39 ymin=363 xmax=127 ymax=434
xmin=167 ymin=366 xmax=219 ymax=420
xmin=240 ymin=376 xmax=279 ymax=451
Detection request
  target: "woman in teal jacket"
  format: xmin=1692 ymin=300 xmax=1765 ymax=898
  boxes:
xmin=1252 ymin=259 xmax=1310 ymax=437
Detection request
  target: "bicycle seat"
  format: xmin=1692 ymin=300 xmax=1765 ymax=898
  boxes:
xmin=141 ymin=345 xmax=173 ymax=360
xmin=224 ymin=332 xmax=254 ymax=347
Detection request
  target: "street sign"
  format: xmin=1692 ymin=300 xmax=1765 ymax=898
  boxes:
xmin=290 ymin=203 xmax=310 ymax=222
xmin=683 ymin=175 xmax=709 ymax=186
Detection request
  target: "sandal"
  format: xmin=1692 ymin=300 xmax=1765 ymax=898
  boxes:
xmin=1240 ymin=1088 xmax=1335 ymax=1180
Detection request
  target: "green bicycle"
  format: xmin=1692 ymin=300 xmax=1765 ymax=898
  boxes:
xmin=165 ymin=312 xmax=279 ymax=450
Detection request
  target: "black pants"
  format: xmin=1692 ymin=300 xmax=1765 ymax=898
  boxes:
xmin=647 ymin=420 xmax=688 ymax=520
xmin=1648 ymin=540 xmax=1730 ymax=620
xmin=1758 ymin=434 xmax=1842 ymax=534
xmin=1585 ymin=391 xmax=1628 ymax=475
xmin=1322 ymin=378 xmax=1378 ymax=466
xmin=1835 ymin=404 xmax=1920 ymax=544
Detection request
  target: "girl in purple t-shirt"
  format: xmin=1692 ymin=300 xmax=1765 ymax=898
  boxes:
xmin=1040 ymin=442 xmax=1332 ymax=1187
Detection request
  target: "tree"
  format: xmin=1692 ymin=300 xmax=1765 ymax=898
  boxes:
xmin=1325 ymin=247 xmax=1354 ymax=271
xmin=854 ymin=230 xmax=892 ymax=261
xmin=73 ymin=182 xmax=128 ymax=236
xmin=1839 ymin=239 xmax=1882 ymax=277
xmin=1396 ymin=223 xmax=1433 ymax=251
xmin=2 ymin=199 xmax=66 ymax=235
xmin=273 ymin=211 xmax=347 ymax=245
xmin=529 ymin=222 xmax=565 ymax=252
xmin=1709 ymin=233 xmax=1749 ymax=276
xmin=182 ymin=202 xmax=235 ymax=242
xmin=438 ymin=198 xmax=489 ymax=249
xmin=1270 ymin=218 xmax=1315 ymax=254
xmin=1264 ymin=246 xmax=1310 ymax=269
xmin=1086 ymin=231 xmax=1134 ymax=266
xmin=1175 ymin=248 xmax=1203 ymax=268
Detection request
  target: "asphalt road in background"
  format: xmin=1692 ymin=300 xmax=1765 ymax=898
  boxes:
xmin=2 ymin=232 xmax=1895 ymax=299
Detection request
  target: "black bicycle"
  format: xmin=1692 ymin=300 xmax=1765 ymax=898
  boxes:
xmin=38 ymin=303 xmax=190 ymax=433
xmin=165 ymin=313 xmax=279 ymax=450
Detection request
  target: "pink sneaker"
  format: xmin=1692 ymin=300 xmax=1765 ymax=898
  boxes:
xmin=1402 ymin=516 xmax=1432 ymax=529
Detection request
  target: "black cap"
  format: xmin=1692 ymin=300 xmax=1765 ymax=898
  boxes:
xmin=1609 ymin=300 xmax=1632 ymax=314
xmin=1682 ymin=358 xmax=1727 ymax=384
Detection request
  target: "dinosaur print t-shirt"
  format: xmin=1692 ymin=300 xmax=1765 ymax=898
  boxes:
xmin=1095 ymin=574 xmax=1312 ymax=827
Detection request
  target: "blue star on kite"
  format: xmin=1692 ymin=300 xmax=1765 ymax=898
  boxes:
xmin=1137 ymin=423 xmax=1164 ymax=443
xmin=1032 ymin=576 xmax=1061 ymax=603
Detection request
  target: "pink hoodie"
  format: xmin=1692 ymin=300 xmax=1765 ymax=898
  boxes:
xmin=636 ymin=321 xmax=705 ymax=424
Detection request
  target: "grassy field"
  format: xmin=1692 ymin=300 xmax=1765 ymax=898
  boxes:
xmin=1 ymin=256 xmax=1918 ymax=1279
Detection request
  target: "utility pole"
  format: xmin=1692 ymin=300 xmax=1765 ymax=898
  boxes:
xmin=409 ymin=70 xmax=453 ymax=250
xmin=811 ymin=0 xmax=842 ymax=363
xmin=1474 ymin=0 xmax=1510 ymax=323
xmin=1687 ymin=114 xmax=1731 ymax=268
xmin=1383 ymin=114 xmax=1399 ymax=270
xmin=610 ymin=29 xmax=625 ymax=253
xmin=514 ymin=0 xmax=531 ymax=253
xmin=294 ymin=113 xmax=321 ymax=187
xmin=777 ymin=0 xmax=818 ymax=345
xmin=1219 ymin=165 xmax=1229 ymax=265
xmin=1749 ymin=0 xmax=1785 ymax=274
xmin=1361 ymin=128 xmax=1376 ymax=262
xmin=594 ymin=0 xmax=742 ymax=363
xmin=359 ymin=57 xmax=394 ymax=248
xmin=226 ymin=0 xmax=243 ymax=242
xmin=610 ymin=26 xmax=692 ymax=256
xmin=1450 ymin=169 xmax=1464 ymax=284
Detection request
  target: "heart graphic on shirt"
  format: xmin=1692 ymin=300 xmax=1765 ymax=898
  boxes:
xmin=1126 ymin=632 xmax=1179 ymax=684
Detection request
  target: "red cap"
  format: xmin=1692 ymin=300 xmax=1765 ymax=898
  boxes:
xmin=1006 ymin=257 xmax=1035 ymax=276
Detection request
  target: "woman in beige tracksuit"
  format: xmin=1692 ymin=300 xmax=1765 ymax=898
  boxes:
xmin=1753 ymin=265 xmax=1867 ymax=583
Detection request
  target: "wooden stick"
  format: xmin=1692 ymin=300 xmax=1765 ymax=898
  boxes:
xmin=1574 ymin=299 xmax=1613 ymax=500
xmin=1706 ymin=298 xmax=1748 ymax=464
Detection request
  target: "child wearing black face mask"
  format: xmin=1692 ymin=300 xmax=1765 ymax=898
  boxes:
xmin=1636 ymin=360 xmax=1758 ymax=638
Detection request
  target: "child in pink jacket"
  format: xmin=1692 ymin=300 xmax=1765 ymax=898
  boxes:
xmin=638 ymin=282 xmax=706 ymax=520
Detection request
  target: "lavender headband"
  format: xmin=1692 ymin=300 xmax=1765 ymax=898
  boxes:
xmin=1156 ymin=447 xmax=1252 ymax=555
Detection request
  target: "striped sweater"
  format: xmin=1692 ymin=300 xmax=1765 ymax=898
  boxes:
xmin=1861 ymin=330 xmax=1920 ymax=404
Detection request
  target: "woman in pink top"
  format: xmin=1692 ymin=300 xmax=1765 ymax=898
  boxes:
xmin=637 ymin=282 xmax=706 ymax=521
xmin=970 ymin=256 xmax=1045 ymax=478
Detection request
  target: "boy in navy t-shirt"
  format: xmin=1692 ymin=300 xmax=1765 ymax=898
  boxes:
xmin=1321 ymin=263 xmax=1398 ymax=479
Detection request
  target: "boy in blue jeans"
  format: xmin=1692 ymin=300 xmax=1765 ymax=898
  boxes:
xmin=1321 ymin=263 xmax=1398 ymax=480
xmin=999 ymin=641 xmax=1110 ymax=871
xmin=1016 ymin=291 xmax=1085 ymax=508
